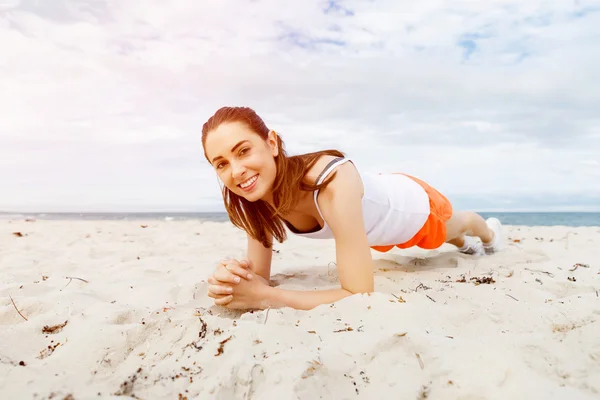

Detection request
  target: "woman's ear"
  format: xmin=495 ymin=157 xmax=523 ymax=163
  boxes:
xmin=268 ymin=130 xmax=279 ymax=157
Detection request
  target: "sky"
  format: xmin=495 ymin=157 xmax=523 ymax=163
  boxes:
xmin=1 ymin=0 xmax=599 ymax=212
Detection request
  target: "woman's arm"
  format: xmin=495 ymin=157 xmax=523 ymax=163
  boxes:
xmin=206 ymin=231 xmax=272 ymax=307
xmin=246 ymin=230 xmax=273 ymax=282
xmin=211 ymin=163 xmax=374 ymax=311
xmin=258 ymin=162 xmax=375 ymax=310
xmin=262 ymin=287 xmax=352 ymax=310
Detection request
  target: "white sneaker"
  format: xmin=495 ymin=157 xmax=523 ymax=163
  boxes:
xmin=458 ymin=236 xmax=485 ymax=256
xmin=483 ymin=217 xmax=503 ymax=255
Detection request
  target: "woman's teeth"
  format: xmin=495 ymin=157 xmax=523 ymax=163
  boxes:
xmin=240 ymin=175 xmax=257 ymax=188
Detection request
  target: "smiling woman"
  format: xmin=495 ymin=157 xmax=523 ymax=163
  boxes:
xmin=202 ymin=107 xmax=344 ymax=249
xmin=201 ymin=106 xmax=504 ymax=311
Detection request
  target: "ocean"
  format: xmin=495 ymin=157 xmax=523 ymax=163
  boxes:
xmin=1 ymin=212 xmax=600 ymax=227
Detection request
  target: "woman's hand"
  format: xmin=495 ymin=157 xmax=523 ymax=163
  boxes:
xmin=219 ymin=272 xmax=272 ymax=310
xmin=207 ymin=258 xmax=254 ymax=306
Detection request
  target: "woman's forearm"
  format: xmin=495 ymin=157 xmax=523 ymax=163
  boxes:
xmin=262 ymin=286 xmax=353 ymax=310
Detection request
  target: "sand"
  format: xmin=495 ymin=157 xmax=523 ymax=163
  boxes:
xmin=1 ymin=219 xmax=599 ymax=399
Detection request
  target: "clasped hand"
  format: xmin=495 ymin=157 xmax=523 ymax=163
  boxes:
xmin=206 ymin=258 xmax=270 ymax=310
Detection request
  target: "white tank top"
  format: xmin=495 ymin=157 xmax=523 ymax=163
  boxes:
xmin=285 ymin=157 xmax=431 ymax=246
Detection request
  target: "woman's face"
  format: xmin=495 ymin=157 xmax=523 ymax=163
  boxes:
xmin=204 ymin=121 xmax=279 ymax=202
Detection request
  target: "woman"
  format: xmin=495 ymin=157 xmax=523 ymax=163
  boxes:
xmin=202 ymin=106 xmax=503 ymax=311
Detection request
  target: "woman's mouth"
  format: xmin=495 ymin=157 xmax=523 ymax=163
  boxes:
xmin=238 ymin=174 xmax=258 ymax=192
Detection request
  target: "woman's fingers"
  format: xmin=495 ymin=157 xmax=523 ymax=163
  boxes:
xmin=207 ymin=290 xmax=230 ymax=300
xmin=208 ymin=284 xmax=233 ymax=296
xmin=207 ymin=290 xmax=233 ymax=305
xmin=219 ymin=258 xmax=253 ymax=273
xmin=213 ymin=267 xmax=241 ymax=284
xmin=214 ymin=262 xmax=253 ymax=283
xmin=214 ymin=295 xmax=233 ymax=306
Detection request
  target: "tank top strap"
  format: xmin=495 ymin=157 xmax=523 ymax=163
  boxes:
xmin=313 ymin=157 xmax=351 ymax=220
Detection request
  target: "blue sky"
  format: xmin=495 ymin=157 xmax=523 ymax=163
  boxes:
xmin=1 ymin=0 xmax=599 ymax=212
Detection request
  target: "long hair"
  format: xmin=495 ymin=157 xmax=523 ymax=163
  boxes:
xmin=201 ymin=106 xmax=344 ymax=248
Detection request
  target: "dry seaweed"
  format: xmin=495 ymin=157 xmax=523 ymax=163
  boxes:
xmin=42 ymin=320 xmax=68 ymax=334
xmin=470 ymin=276 xmax=495 ymax=285
xmin=198 ymin=317 xmax=207 ymax=339
xmin=215 ymin=336 xmax=232 ymax=356
xmin=113 ymin=367 xmax=143 ymax=398
xmin=38 ymin=341 xmax=61 ymax=359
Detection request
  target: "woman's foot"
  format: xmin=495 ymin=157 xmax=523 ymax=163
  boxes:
xmin=457 ymin=235 xmax=485 ymax=256
xmin=483 ymin=218 xmax=503 ymax=254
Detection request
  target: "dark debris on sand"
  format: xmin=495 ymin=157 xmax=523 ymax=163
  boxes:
xmin=215 ymin=336 xmax=232 ymax=356
xmin=471 ymin=276 xmax=495 ymax=285
xmin=42 ymin=321 xmax=68 ymax=334
xmin=113 ymin=367 xmax=143 ymax=398
xmin=456 ymin=275 xmax=495 ymax=285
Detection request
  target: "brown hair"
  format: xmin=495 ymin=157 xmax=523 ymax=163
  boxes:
xmin=202 ymin=106 xmax=344 ymax=248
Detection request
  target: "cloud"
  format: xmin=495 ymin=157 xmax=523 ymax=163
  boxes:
xmin=1 ymin=0 xmax=599 ymax=211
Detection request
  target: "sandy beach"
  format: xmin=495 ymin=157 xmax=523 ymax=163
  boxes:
xmin=1 ymin=219 xmax=599 ymax=399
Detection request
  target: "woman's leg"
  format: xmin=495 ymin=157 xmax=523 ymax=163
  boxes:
xmin=445 ymin=211 xmax=493 ymax=242
xmin=444 ymin=211 xmax=502 ymax=255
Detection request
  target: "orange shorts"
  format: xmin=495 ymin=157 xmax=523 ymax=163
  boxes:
xmin=370 ymin=174 xmax=453 ymax=252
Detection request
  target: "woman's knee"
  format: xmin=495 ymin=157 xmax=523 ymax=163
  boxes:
xmin=445 ymin=211 xmax=479 ymax=241
xmin=444 ymin=212 xmax=467 ymax=241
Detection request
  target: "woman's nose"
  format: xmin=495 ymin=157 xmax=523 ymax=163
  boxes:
xmin=230 ymin=161 xmax=246 ymax=179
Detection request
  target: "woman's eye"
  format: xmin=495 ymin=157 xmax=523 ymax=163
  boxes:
xmin=240 ymin=147 xmax=249 ymax=155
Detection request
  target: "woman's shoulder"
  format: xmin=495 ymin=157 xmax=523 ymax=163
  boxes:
xmin=303 ymin=155 xmax=364 ymax=198
xmin=302 ymin=154 xmax=346 ymax=186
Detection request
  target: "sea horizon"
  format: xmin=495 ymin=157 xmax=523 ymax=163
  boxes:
xmin=2 ymin=211 xmax=600 ymax=227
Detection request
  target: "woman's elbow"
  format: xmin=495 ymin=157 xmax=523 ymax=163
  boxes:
xmin=343 ymin=283 xmax=374 ymax=295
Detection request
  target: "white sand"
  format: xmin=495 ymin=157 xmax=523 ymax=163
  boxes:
xmin=1 ymin=219 xmax=599 ymax=399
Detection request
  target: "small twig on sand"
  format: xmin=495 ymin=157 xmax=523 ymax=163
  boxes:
xmin=245 ymin=364 xmax=262 ymax=400
xmin=415 ymin=353 xmax=424 ymax=370
xmin=63 ymin=276 xmax=89 ymax=289
xmin=505 ymin=294 xmax=519 ymax=302
xmin=426 ymin=295 xmax=436 ymax=303
xmin=414 ymin=283 xmax=431 ymax=292
xmin=524 ymin=268 xmax=555 ymax=278
xmin=569 ymin=263 xmax=590 ymax=272
xmin=263 ymin=307 xmax=271 ymax=325
xmin=9 ymin=295 xmax=28 ymax=321
xmin=66 ymin=276 xmax=89 ymax=283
